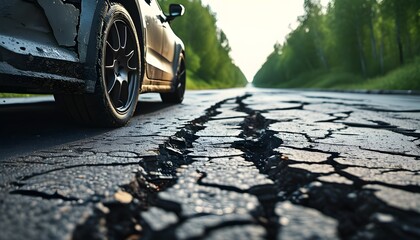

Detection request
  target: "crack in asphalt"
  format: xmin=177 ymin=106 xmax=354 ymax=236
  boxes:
xmin=329 ymin=160 xmax=420 ymax=193
xmin=10 ymin=161 xmax=142 ymax=184
xmin=360 ymin=107 xmax=420 ymax=113
xmin=4 ymin=92 xmax=418 ymax=240
xmin=2 ymin=91 xmax=419 ymax=240
xmin=72 ymin=94 xmax=288 ymax=239
xmin=314 ymin=111 xmax=353 ymax=124
xmin=304 ymin=96 xmax=366 ymax=102
xmin=266 ymin=155 xmax=420 ymax=239
xmin=73 ymin=97 xmax=235 ymax=239
xmin=343 ymin=122 xmax=399 ymax=129
xmin=139 ymin=93 xmax=419 ymax=239
xmin=196 ymin=171 xmax=249 ymax=194
xmin=261 ymin=104 xmax=306 ymax=112
xmin=232 ymin=95 xmax=419 ymax=238
xmin=391 ymin=130 xmax=420 ymax=139
xmin=280 ymin=145 xmax=339 ymax=156
xmin=315 ymin=127 xmax=348 ymax=141
xmin=230 ymin=96 xmax=283 ymax=239
xmin=236 ymin=95 xmax=420 ymax=239
xmin=359 ymin=146 xmax=420 ymax=159
xmin=10 ymin=189 xmax=79 ymax=201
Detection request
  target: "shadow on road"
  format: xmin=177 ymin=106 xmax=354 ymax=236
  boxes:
xmin=0 ymin=98 xmax=174 ymax=161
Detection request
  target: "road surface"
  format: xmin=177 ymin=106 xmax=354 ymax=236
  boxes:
xmin=1 ymin=88 xmax=419 ymax=239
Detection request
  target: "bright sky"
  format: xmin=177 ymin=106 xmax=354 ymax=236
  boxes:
xmin=200 ymin=0 xmax=329 ymax=82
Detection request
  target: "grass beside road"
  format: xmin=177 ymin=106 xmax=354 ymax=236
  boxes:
xmin=349 ymin=60 xmax=420 ymax=90
xmin=186 ymin=70 xmax=246 ymax=90
xmin=256 ymin=58 xmax=420 ymax=91
xmin=186 ymin=70 xmax=217 ymax=90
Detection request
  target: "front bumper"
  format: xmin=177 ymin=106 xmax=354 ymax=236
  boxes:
xmin=0 ymin=62 xmax=85 ymax=94
xmin=0 ymin=46 xmax=86 ymax=94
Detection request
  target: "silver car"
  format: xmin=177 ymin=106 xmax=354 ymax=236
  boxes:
xmin=0 ymin=0 xmax=186 ymax=126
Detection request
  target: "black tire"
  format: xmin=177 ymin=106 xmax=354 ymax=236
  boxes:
xmin=55 ymin=4 xmax=141 ymax=127
xmin=160 ymin=54 xmax=186 ymax=103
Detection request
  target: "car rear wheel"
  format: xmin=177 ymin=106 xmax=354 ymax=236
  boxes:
xmin=160 ymin=54 xmax=186 ymax=103
xmin=55 ymin=4 xmax=141 ymax=127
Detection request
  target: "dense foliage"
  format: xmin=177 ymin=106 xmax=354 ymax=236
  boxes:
xmin=253 ymin=0 xmax=420 ymax=90
xmin=159 ymin=0 xmax=247 ymax=89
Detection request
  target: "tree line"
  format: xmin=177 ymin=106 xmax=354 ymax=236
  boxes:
xmin=159 ymin=0 xmax=247 ymax=89
xmin=253 ymin=0 xmax=420 ymax=89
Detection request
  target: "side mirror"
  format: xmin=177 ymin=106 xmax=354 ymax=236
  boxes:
xmin=167 ymin=4 xmax=185 ymax=21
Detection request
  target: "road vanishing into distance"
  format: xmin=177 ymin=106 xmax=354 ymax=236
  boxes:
xmin=0 ymin=88 xmax=419 ymax=239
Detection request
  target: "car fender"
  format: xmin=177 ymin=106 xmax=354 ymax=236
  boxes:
xmin=81 ymin=0 xmax=147 ymax=93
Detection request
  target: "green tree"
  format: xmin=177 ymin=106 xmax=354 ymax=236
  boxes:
xmin=159 ymin=0 xmax=247 ymax=88
xmin=253 ymin=0 xmax=420 ymax=90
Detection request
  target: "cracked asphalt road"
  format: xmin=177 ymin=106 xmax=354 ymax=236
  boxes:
xmin=1 ymin=88 xmax=419 ymax=240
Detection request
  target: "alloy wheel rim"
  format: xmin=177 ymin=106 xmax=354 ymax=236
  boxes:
xmin=103 ymin=20 xmax=139 ymax=113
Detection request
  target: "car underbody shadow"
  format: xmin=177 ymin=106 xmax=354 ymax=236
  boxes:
xmin=0 ymin=98 xmax=175 ymax=161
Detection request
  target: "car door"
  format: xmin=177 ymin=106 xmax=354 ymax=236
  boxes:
xmin=143 ymin=0 xmax=164 ymax=80
xmin=160 ymin=15 xmax=178 ymax=81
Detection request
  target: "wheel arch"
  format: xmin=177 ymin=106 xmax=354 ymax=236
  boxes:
xmin=81 ymin=0 xmax=146 ymax=93
xmin=80 ymin=0 xmax=107 ymax=92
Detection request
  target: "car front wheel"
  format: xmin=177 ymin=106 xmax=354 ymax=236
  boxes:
xmin=55 ymin=3 xmax=141 ymax=127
